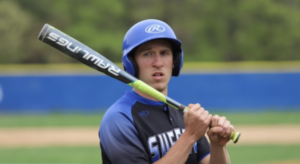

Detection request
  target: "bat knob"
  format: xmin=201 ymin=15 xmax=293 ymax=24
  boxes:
xmin=230 ymin=131 xmax=241 ymax=143
xmin=38 ymin=24 xmax=51 ymax=41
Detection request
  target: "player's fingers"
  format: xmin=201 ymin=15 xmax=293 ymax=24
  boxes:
xmin=205 ymin=114 xmax=213 ymax=125
xmin=188 ymin=104 xmax=194 ymax=109
xmin=188 ymin=103 xmax=201 ymax=112
xmin=199 ymin=108 xmax=208 ymax=119
xmin=220 ymin=120 xmax=230 ymax=137
xmin=211 ymin=115 xmax=219 ymax=127
xmin=217 ymin=116 xmax=226 ymax=127
xmin=224 ymin=125 xmax=234 ymax=138
xmin=207 ymin=126 xmax=223 ymax=137
xmin=198 ymin=107 xmax=205 ymax=115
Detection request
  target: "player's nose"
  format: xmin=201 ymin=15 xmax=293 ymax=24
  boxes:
xmin=152 ymin=53 xmax=163 ymax=67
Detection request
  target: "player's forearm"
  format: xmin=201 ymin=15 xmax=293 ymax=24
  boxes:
xmin=209 ymin=144 xmax=231 ymax=164
xmin=153 ymin=132 xmax=196 ymax=164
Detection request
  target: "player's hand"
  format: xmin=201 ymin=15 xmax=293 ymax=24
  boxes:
xmin=183 ymin=103 xmax=212 ymax=142
xmin=207 ymin=115 xmax=234 ymax=146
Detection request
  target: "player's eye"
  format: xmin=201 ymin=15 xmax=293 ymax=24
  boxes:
xmin=143 ymin=52 xmax=151 ymax=57
xmin=161 ymin=51 xmax=170 ymax=56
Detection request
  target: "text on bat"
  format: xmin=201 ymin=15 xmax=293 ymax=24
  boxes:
xmin=47 ymin=32 xmax=120 ymax=76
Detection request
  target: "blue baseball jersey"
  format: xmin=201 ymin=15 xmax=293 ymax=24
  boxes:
xmin=99 ymin=90 xmax=210 ymax=164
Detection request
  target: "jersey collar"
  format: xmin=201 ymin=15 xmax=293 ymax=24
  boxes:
xmin=127 ymin=90 xmax=166 ymax=106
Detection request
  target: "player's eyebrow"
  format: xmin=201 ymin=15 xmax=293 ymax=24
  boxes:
xmin=139 ymin=46 xmax=153 ymax=52
xmin=135 ymin=46 xmax=152 ymax=55
xmin=144 ymin=47 xmax=153 ymax=52
xmin=138 ymin=46 xmax=171 ymax=53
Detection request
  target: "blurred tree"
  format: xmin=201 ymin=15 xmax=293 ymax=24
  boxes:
xmin=171 ymin=0 xmax=300 ymax=61
xmin=15 ymin=0 xmax=127 ymax=63
xmin=0 ymin=0 xmax=33 ymax=63
xmin=1 ymin=0 xmax=300 ymax=63
xmin=62 ymin=0 xmax=126 ymax=62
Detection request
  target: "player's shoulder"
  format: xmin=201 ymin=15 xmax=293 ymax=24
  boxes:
xmin=99 ymin=90 xmax=139 ymax=138
xmin=101 ymin=91 xmax=137 ymax=122
xmin=108 ymin=90 xmax=137 ymax=111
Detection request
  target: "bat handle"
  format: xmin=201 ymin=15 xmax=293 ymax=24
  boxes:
xmin=183 ymin=107 xmax=241 ymax=144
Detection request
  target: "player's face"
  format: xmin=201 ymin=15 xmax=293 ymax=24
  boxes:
xmin=135 ymin=39 xmax=173 ymax=95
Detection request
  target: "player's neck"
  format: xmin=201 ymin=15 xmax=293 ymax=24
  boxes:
xmin=133 ymin=88 xmax=168 ymax=101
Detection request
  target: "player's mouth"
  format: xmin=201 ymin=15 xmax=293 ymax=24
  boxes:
xmin=152 ymin=72 xmax=164 ymax=80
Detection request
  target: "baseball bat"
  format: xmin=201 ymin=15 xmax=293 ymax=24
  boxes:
xmin=37 ymin=24 xmax=241 ymax=143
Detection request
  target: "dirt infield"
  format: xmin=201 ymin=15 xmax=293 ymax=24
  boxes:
xmin=1 ymin=125 xmax=300 ymax=147
xmin=262 ymin=161 xmax=300 ymax=164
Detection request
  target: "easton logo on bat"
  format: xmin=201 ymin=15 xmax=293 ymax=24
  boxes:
xmin=47 ymin=32 xmax=121 ymax=76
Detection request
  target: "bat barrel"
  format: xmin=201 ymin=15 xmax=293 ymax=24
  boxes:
xmin=37 ymin=24 xmax=134 ymax=84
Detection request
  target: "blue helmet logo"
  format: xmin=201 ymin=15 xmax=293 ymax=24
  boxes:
xmin=145 ymin=25 xmax=165 ymax=33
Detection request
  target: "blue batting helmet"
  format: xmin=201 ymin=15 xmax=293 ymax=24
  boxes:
xmin=122 ymin=19 xmax=184 ymax=77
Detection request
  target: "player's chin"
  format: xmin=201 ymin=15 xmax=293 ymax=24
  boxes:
xmin=152 ymin=83 xmax=167 ymax=92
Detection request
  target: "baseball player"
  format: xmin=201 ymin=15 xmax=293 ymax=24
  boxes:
xmin=99 ymin=19 xmax=234 ymax=164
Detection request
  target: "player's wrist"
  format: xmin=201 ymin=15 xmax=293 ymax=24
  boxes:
xmin=181 ymin=130 xmax=199 ymax=144
xmin=210 ymin=141 xmax=227 ymax=149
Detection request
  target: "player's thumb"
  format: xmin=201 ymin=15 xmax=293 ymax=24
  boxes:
xmin=207 ymin=127 xmax=223 ymax=139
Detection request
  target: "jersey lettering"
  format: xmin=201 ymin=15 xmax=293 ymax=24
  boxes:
xmin=166 ymin=130 xmax=175 ymax=146
xmin=174 ymin=128 xmax=181 ymax=140
xmin=148 ymin=135 xmax=160 ymax=161
xmin=162 ymin=133 xmax=170 ymax=152
xmin=157 ymin=134 xmax=167 ymax=156
xmin=148 ymin=128 xmax=198 ymax=162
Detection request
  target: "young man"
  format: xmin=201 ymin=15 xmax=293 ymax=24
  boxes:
xmin=99 ymin=19 xmax=234 ymax=164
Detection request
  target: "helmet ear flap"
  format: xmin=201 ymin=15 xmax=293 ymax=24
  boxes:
xmin=127 ymin=50 xmax=139 ymax=77
xmin=172 ymin=50 xmax=182 ymax=76
xmin=170 ymin=41 xmax=183 ymax=76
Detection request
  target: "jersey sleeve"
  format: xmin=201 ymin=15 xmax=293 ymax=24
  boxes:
xmin=197 ymin=136 xmax=211 ymax=162
xmin=99 ymin=108 xmax=150 ymax=164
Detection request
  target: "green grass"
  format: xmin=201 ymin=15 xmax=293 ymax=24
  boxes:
xmin=0 ymin=146 xmax=102 ymax=164
xmin=0 ymin=145 xmax=299 ymax=164
xmin=227 ymin=145 xmax=300 ymax=164
xmin=0 ymin=113 xmax=104 ymax=127
xmin=1 ymin=112 xmax=300 ymax=127
xmin=210 ymin=111 xmax=300 ymax=125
